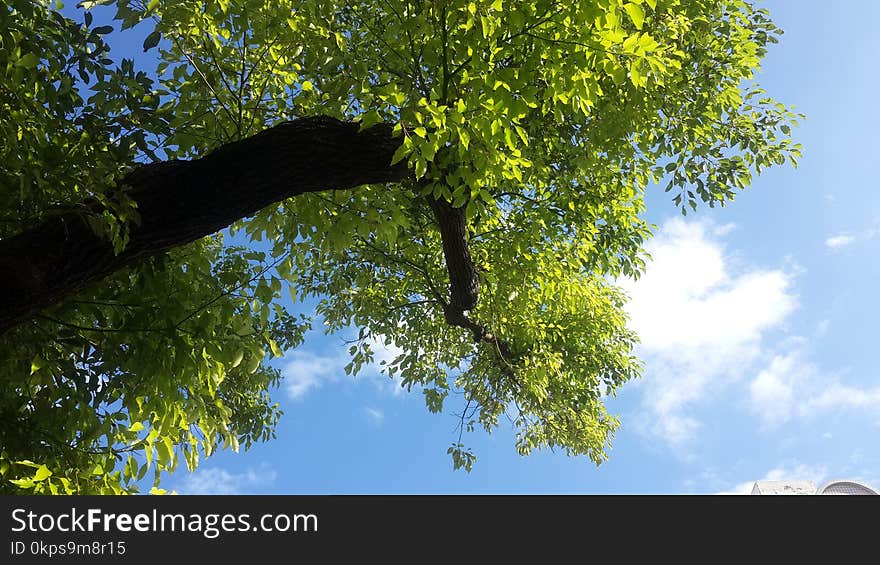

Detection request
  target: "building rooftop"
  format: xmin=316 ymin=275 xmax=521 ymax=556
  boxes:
xmin=750 ymin=479 xmax=878 ymax=495
xmin=751 ymin=480 xmax=816 ymax=495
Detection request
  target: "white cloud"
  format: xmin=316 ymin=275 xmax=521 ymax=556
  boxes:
xmin=282 ymin=350 xmax=347 ymax=400
xmin=280 ymin=333 xmax=408 ymax=400
xmin=742 ymin=331 xmax=880 ymax=425
xmin=823 ymin=219 xmax=880 ymax=249
xmin=749 ymin=353 xmax=817 ymax=427
xmin=620 ymin=218 xmax=797 ymax=446
xmin=746 ymin=347 xmax=880 ymax=427
xmin=364 ymin=406 xmax=385 ymax=426
xmin=715 ymin=481 xmax=756 ymax=495
xmin=620 ymin=217 xmax=880 ymax=447
xmin=713 ymin=222 xmax=737 ymax=236
xmin=824 ymin=234 xmax=855 ymax=249
xmin=623 ymin=219 xmax=795 ymax=350
xmin=651 ymin=412 xmax=701 ymax=446
xmin=175 ymin=463 xmax=278 ymax=495
xmin=762 ymin=462 xmax=827 ymax=484
xmin=804 ymin=383 xmax=880 ymax=411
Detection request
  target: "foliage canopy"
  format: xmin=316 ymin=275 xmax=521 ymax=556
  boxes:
xmin=0 ymin=0 xmax=800 ymax=493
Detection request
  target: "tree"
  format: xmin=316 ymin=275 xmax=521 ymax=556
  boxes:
xmin=0 ymin=0 xmax=801 ymax=493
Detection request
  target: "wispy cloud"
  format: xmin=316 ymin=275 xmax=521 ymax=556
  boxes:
xmin=715 ymin=481 xmax=757 ymax=495
xmin=175 ymin=463 xmax=278 ymax=495
xmin=804 ymin=383 xmax=880 ymax=411
xmin=282 ymin=350 xmax=347 ymax=400
xmin=824 ymin=220 xmax=880 ymax=249
xmin=620 ymin=218 xmax=797 ymax=446
xmin=280 ymin=334 xmax=407 ymax=401
xmin=364 ymin=406 xmax=385 ymax=426
xmin=745 ymin=343 xmax=880 ymax=425
xmin=762 ymin=462 xmax=828 ymax=484
xmin=825 ymin=234 xmax=855 ymax=249
xmin=749 ymin=353 xmax=815 ymax=427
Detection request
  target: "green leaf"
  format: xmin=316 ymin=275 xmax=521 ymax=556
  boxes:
xmin=459 ymin=128 xmax=470 ymax=150
xmin=34 ymin=465 xmax=52 ymax=481
xmin=390 ymin=142 xmax=410 ymax=165
xmin=504 ymin=128 xmax=516 ymax=150
xmin=230 ymin=350 xmax=244 ymax=368
xmin=143 ymin=30 xmax=161 ymax=52
xmin=245 ymin=354 xmax=262 ymax=375
xmin=624 ymin=3 xmax=645 ymax=30
xmin=77 ymin=0 xmax=114 ymax=8
xmin=16 ymin=53 xmax=40 ymax=69
xmin=630 ymin=60 xmax=643 ymax=86
xmin=155 ymin=438 xmax=172 ymax=467
xmin=30 ymin=355 xmax=46 ymax=375
xmin=358 ymin=110 xmax=383 ymax=131
xmin=414 ymin=158 xmax=427 ymax=178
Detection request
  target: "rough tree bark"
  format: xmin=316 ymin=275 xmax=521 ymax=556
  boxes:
xmin=428 ymin=196 xmax=479 ymax=313
xmin=427 ymin=195 xmax=514 ymax=371
xmin=0 ymin=116 xmax=410 ymax=334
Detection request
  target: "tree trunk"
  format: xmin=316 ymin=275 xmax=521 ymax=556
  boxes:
xmin=0 ymin=116 xmax=409 ymax=335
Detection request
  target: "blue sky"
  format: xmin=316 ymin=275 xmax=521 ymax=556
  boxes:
xmin=71 ymin=1 xmax=880 ymax=494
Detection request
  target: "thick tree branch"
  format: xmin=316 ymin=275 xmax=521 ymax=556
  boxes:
xmin=0 ymin=116 xmax=409 ymax=335
xmin=427 ymin=194 xmax=517 ymax=376
xmin=427 ymin=196 xmax=479 ymax=313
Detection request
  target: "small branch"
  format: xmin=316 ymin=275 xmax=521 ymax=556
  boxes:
xmin=173 ymin=253 xmax=288 ymax=330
